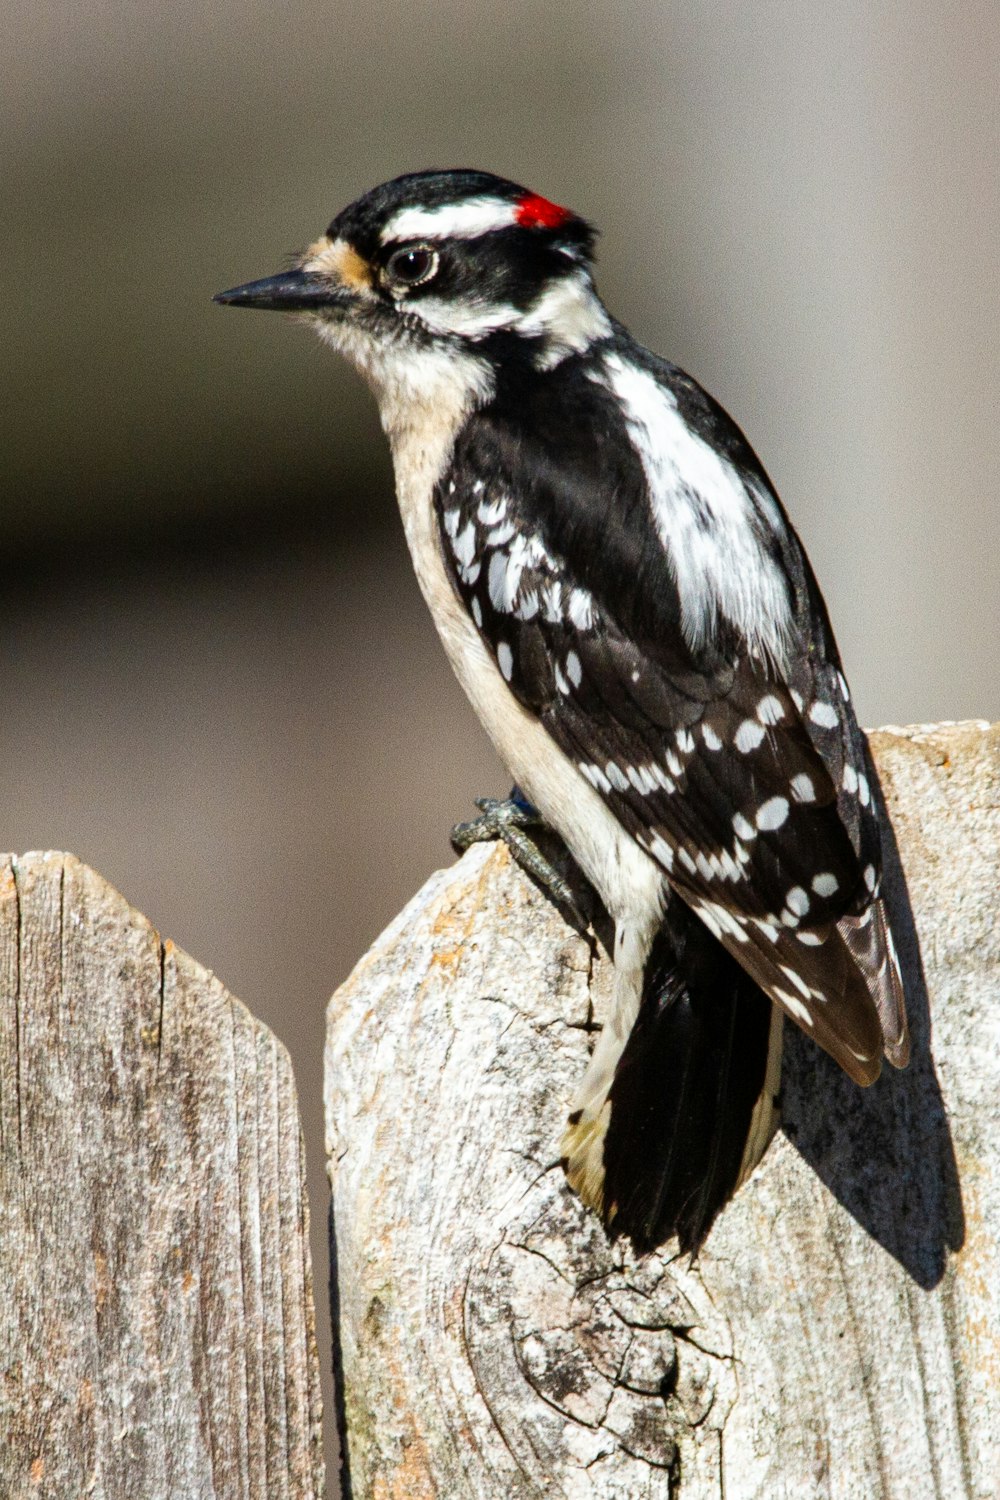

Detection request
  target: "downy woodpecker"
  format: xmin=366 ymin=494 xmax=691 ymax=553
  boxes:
xmin=216 ymin=170 xmax=909 ymax=1251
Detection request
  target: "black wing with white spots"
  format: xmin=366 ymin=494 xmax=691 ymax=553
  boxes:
xmin=436 ymin=345 xmax=908 ymax=1085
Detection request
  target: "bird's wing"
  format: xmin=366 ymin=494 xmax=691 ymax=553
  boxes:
xmin=437 ymin=363 xmax=907 ymax=1084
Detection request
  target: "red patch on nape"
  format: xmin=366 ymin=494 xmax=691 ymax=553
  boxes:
xmin=515 ymin=192 xmax=573 ymax=230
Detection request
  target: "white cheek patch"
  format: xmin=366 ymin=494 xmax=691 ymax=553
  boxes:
xmin=410 ymin=295 xmax=523 ymax=338
xmin=408 ymin=270 xmax=610 ymax=358
xmin=381 ymin=196 xmax=519 ymax=243
xmin=597 ymin=353 xmax=794 ymax=665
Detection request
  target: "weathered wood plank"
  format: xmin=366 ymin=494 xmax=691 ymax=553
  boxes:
xmin=325 ymin=721 xmax=1000 ymax=1498
xmin=0 ymin=852 xmax=324 ymax=1500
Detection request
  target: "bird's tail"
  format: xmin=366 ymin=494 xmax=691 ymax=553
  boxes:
xmin=562 ymin=902 xmax=782 ymax=1254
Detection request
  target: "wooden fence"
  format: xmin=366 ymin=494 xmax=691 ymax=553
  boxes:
xmin=2 ymin=721 xmax=998 ymax=1497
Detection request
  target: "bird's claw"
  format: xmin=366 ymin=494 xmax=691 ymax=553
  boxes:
xmin=451 ymin=794 xmax=586 ymax=923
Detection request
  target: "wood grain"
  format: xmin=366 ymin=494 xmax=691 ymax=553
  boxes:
xmin=325 ymin=721 xmax=1000 ymax=1498
xmin=0 ymin=852 xmax=324 ymax=1500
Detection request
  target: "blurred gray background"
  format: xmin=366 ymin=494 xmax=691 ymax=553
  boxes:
xmin=4 ymin=0 xmax=999 ymax=1480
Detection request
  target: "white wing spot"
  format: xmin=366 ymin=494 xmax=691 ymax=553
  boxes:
xmin=567 ymin=588 xmax=595 ymax=630
xmin=809 ymin=700 xmax=839 ymax=729
xmin=675 ymin=728 xmax=696 ymax=754
xmin=605 ymin=761 xmax=630 ymax=792
xmin=699 ymin=899 xmax=749 ymax=943
xmin=678 ymin=847 xmax=698 ymax=875
xmin=842 ymin=763 xmax=859 ymax=794
xmin=858 ymin=773 xmax=871 ymax=807
xmin=486 ymin=518 xmax=516 ymax=546
xmin=797 ymin=930 xmax=825 ymax=946
xmin=696 ymin=902 xmax=722 ymax=939
xmin=864 ymin=864 xmax=877 ymax=892
xmin=753 ymin=916 xmax=780 ymax=942
xmin=497 ymin=642 xmax=513 ymax=681
xmin=627 ymin=764 xmax=658 ymax=795
xmin=487 ymin=552 xmax=511 ymax=612
xmin=566 ymin=651 xmax=583 ymax=688
xmin=837 ymin=671 xmax=851 ymax=701
xmin=790 ymin=772 xmax=815 ymax=803
xmin=540 ymin=580 xmax=563 ymax=622
xmin=812 ymin=872 xmax=839 ymax=897
xmin=736 ymin=719 xmax=766 ymax=753
xmin=477 ymin=495 xmax=507 ymax=524
xmin=452 ymin=521 xmax=477 ymax=567
xmin=580 ymin=761 xmax=612 ymax=793
xmin=648 ymin=831 xmax=674 ymax=870
xmin=756 ymin=796 xmax=789 ymax=832
xmin=733 ymin=812 xmax=756 ymax=842
xmin=652 ymin=764 xmax=676 ymax=794
xmin=443 ymin=507 xmax=461 ymax=537
xmin=471 ymin=596 xmax=483 ymax=628
xmin=785 ymin=886 xmax=810 ymax=916
xmin=554 ymin=661 xmax=570 ymax=694
xmin=702 ymin=723 xmax=722 ymax=751
xmin=756 ymin=694 xmax=784 ymax=725
xmin=774 ymin=987 xmax=814 ymax=1027
xmin=665 ymin=749 xmax=683 ymax=778
xmin=790 ymin=689 xmax=804 ymax=711
xmin=780 ymin=964 xmax=812 ymax=999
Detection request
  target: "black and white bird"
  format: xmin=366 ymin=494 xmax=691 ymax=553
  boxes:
xmin=216 ymin=169 xmax=909 ymax=1251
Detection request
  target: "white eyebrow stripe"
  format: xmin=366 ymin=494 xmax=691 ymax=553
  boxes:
xmin=381 ymin=197 xmax=519 ymax=243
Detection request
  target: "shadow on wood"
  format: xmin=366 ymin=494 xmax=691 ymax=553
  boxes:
xmin=781 ymin=725 xmax=967 ymax=1291
xmin=326 ymin=722 xmax=1000 ymax=1498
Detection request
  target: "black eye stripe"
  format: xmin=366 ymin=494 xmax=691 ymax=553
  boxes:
xmin=384 ymin=243 xmax=439 ymax=288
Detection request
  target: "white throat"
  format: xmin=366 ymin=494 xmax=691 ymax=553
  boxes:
xmin=313 ymin=317 xmax=494 ymax=452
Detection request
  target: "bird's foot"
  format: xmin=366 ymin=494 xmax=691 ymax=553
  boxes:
xmin=451 ymin=789 xmax=586 ymax=923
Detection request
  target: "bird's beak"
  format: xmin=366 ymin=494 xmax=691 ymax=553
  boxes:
xmin=213 ymin=268 xmax=354 ymax=313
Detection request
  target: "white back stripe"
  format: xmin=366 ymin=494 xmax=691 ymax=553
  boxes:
xmin=599 ymin=353 xmax=793 ymax=663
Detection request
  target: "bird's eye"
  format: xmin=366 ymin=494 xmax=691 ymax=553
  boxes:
xmin=385 ymin=243 xmax=438 ymax=289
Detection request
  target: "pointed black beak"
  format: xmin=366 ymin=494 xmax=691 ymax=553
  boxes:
xmin=213 ymin=268 xmax=350 ymax=312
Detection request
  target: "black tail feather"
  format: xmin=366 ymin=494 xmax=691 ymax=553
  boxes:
xmin=602 ymin=902 xmax=778 ymax=1254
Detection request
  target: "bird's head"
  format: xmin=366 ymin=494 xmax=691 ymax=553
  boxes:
xmin=215 ymin=170 xmax=610 ymax=425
